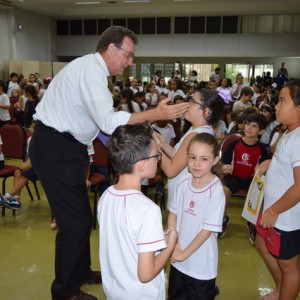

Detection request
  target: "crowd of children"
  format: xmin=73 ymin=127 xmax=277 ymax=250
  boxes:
xmin=1 ymin=67 xmax=300 ymax=299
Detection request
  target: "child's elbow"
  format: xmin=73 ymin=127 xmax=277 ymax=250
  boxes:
xmin=138 ymin=271 xmax=154 ymax=283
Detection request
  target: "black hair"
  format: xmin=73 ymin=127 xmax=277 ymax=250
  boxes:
xmin=24 ymin=85 xmax=39 ymax=102
xmin=245 ymin=112 xmax=268 ymax=130
xmin=134 ymin=91 xmax=145 ymax=98
xmin=113 ymin=96 xmax=120 ymax=108
xmin=96 ymin=26 xmax=138 ymax=53
xmin=10 ymin=72 xmax=18 ymax=78
xmin=284 ymin=80 xmax=300 ymax=106
xmin=188 ymin=133 xmax=222 ymax=178
xmin=260 ymin=103 xmax=276 ymax=121
xmin=120 ymin=88 xmax=135 ymax=113
xmin=107 ymin=123 xmax=153 ymax=175
xmin=195 ymin=89 xmax=224 ymax=127
xmin=0 ymin=80 xmax=5 ymax=89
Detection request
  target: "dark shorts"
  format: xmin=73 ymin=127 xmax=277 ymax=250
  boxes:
xmin=168 ymin=265 xmax=218 ymax=300
xmin=258 ymin=228 xmax=300 ymax=260
xmin=21 ymin=167 xmax=38 ymax=181
xmin=222 ymin=175 xmax=252 ymax=194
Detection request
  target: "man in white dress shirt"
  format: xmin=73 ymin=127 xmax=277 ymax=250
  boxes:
xmin=30 ymin=26 xmax=188 ymax=300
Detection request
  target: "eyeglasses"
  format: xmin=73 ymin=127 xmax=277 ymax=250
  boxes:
xmin=114 ymin=44 xmax=135 ymax=60
xmin=188 ymin=97 xmax=204 ymax=109
xmin=134 ymin=152 xmax=162 ymax=164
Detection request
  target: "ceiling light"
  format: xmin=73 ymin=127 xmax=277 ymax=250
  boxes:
xmin=123 ymin=0 xmax=150 ymax=3
xmin=76 ymin=1 xmax=100 ymax=4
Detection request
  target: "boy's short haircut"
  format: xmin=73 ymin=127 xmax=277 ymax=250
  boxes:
xmin=241 ymin=86 xmax=254 ymax=97
xmin=0 ymin=80 xmax=5 ymax=89
xmin=107 ymin=123 xmax=153 ymax=175
xmin=245 ymin=112 xmax=268 ymax=130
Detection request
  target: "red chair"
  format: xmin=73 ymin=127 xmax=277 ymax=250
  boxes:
xmin=0 ymin=122 xmax=27 ymax=216
xmin=90 ymin=138 xmax=111 ymax=229
xmin=219 ymin=132 xmax=247 ymax=197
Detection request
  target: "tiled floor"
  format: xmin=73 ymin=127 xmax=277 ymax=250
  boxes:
xmin=0 ymin=176 xmax=298 ymax=300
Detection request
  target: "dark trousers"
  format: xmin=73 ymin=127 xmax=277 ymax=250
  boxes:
xmin=30 ymin=122 xmax=93 ymax=298
xmin=168 ymin=265 xmax=218 ymax=300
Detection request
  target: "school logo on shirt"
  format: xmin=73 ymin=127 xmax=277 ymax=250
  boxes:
xmin=242 ymin=153 xmax=250 ymax=162
xmin=189 ymin=200 xmax=195 ymax=208
xmin=237 ymin=152 xmax=252 ymax=167
xmin=185 ymin=200 xmax=196 ymax=216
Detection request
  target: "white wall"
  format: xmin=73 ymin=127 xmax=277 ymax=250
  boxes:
xmin=0 ymin=8 xmax=54 ymax=79
xmin=55 ymin=34 xmax=300 ymax=79
xmin=56 ymin=34 xmax=300 ymax=58
xmin=1 ymin=8 xmax=300 ymax=79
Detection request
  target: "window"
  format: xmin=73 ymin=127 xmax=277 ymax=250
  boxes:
xmin=84 ymin=19 xmax=97 ymax=35
xmin=57 ymin=20 xmax=69 ymax=35
xmin=174 ymin=17 xmax=189 ymax=34
xmin=113 ymin=19 xmax=126 ymax=27
xmin=206 ymin=16 xmax=221 ymax=34
xmin=142 ymin=18 xmax=155 ymax=34
xmin=97 ymin=19 xmax=111 ymax=34
xmin=222 ymin=16 xmax=238 ymax=34
xmin=157 ymin=17 xmax=171 ymax=34
xmin=70 ymin=20 xmax=82 ymax=35
xmin=128 ymin=18 xmax=140 ymax=34
xmin=190 ymin=17 xmax=205 ymax=34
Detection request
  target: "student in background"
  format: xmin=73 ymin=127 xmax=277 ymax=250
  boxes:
xmin=232 ymin=86 xmax=254 ymax=113
xmin=259 ymin=103 xmax=280 ymax=149
xmin=220 ymin=113 xmax=270 ymax=240
xmin=23 ymin=85 xmax=40 ymax=129
xmin=145 ymin=82 xmax=159 ymax=107
xmin=120 ymin=88 xmax=141 ymax=113
xmin=0 ymin=121 xmax=36 ymax=210
xmin=0 ymin=80 xmax=11 ymax=127
xmin=232 ymin=73 xmax=249 ymax=101
xmin=169 ymin=79 xmax=186 ymax=102
xmin=38 ymin=76 xmax=52 ymax=100
xmin=6 ymin=72 xmax=19 ymax=97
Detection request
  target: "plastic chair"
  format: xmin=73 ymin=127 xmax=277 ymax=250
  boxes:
xmin=0 ymin=122 xmax=27 ymax=216
xmin=91 ymin=138 xmax=111 ymax=229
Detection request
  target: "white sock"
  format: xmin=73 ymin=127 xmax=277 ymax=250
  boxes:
xmin=5 ymin=193 xmax=12 ymax=199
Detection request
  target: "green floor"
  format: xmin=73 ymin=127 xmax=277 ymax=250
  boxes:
xmin=0 ymin=177 xmax=298 ymax=300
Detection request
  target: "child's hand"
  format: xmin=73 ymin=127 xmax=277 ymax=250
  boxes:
xmin=255 ymin=159 xmax=271 ymax=177
xmin=164 ymin=227 xmax=178 ymax=245
xmin=153 ymin=131 xmax=166 ymax=146
xmin=222 ymin=164 xmax=233 ymax=174
xmin=171 ymin=243 xmax=185 ymax=262
xmin=259 ymin=208 xmax=278 ymax=229
xmin=19 ymin=160 xmax=31 ymax=171
xmin=86 ymin=180 xmax=91 ymax=188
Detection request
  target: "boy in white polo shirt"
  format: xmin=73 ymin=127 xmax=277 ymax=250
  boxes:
xmin=98 ymin=123 xmax=177 ymax=300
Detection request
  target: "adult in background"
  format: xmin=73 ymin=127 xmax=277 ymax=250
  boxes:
xmin=210 ymin=67 xmax=221 ymax=82
xmin=30 ymin=25 xmax=188 ymax=300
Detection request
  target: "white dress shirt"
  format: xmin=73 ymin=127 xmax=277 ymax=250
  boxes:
xmin=34 ymin=52 xmax=131 ymax=145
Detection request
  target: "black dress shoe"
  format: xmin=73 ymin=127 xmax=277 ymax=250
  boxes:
xmin=52 ymin=290 xmax=97 ymax=300
xmin=81 ymin=271 xmax=102 ymax=285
